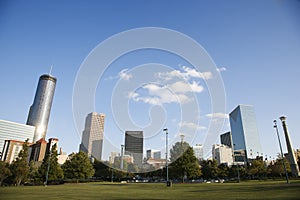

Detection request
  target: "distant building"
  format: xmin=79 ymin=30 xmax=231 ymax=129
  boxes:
xmin=212 ymin=144 xmax=233 ymax=166
xmin=125 ymin=131 xmax=143 ymax=167
xmin=46 ymin=138 xmax=59 ymax=153
xmin=0 ymin=119 xmax=35 ymax=158
xmin=193 ymin=144 xmax=204 ymax=161
xmin=146 ymin=158 xmax=166 ymax=169
xmin=1 ymin=140 xmax=32 ymax=163
xmin=26 ymin=74 xmax=57 ymax=142
xmin=220 ymin=131 xmax=232 ymax=148
xmin=229 ymin=105 xmax=262 ymax=162
xmin=114 ymin=154 xmax=134 ymax=164
xmin=79 ymin=112 xmax=105 ymax=161
xmin=57 ymin=149 xmax=69 ymax=165
xmin=109 ymin=152 xmax=119 ymax=164
xmin=146 ymin=149 xmax=161 ymax=160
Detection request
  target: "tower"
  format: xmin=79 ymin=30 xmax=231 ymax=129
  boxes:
xmin=26 ymin=74 xmax=57 ymax=142
xmin=279 ymin=116 xmax=300 ymax=177
xmin=229 ymin=105 xmax=262 ymax=162
xmin=79 ymin=112 xmax=105 ymax=161
xmin=124 ymin=131 xmax=143 ymax=167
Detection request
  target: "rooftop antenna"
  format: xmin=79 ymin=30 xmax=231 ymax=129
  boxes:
xmin=49 ymin=64 xmax=53 ymax=76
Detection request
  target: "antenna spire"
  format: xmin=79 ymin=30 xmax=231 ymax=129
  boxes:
xmin=49 ymin=65 xmax=53 ymax=75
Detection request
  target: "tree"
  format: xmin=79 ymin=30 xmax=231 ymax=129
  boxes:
xmin=201 ymin=159 xmax=219 ymax=180
xmin=218 ymin=163 xmax=229 ymax=179
xmin=62 ymin=151 xmax=95 ymax=182
xmin=269 ymin=157 xmax=291 ymax=177
xmin=247 ymin=159 xmax=267 ymax=179
xmin=37 ymin=144 xmax=64 ymax=184
xmin=9 ymin=139 xmax=30 ymax=186
xmin=169 ymin=142 xmax=201 ymax=182
xmin=0 ymin=161 xmax=11 ymax=186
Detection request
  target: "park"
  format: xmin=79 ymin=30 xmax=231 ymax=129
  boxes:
xmin=0 ymin=180 xmax=300 ymax=200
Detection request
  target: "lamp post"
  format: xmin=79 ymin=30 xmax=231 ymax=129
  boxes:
xmin=273 ymin=120 xmax=289 ymax=184
xmin=45 ymin=151 xmax=52 ymax=186
xmin=163 ymin=128 xmax=169 ymax=186
xmin=120 ymin=145 xmax=124 ymax=170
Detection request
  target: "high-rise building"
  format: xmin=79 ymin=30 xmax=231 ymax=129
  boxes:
xmin=212 ymin=144 xmax=233 ymax=166
xmin=79 ymin=112 xmax=105 ymax=161
xmin=124 ymin=131 xmax=143 ymax=167
xmin=220 ymin=131 xmax=232 ymax=148
xmin=193 ymin=144 xmax=204 ymax=161
xmin=0 ymin=119 xmax=35 ymax=158
xmin=146 ymin=149 xmax=161 ymax=160
xmin=229 ymin=105 xmax=262 ymax=162
xmin=26 ymin=74 xmax=57 ymax=142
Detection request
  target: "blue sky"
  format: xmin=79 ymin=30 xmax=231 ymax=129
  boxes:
xmin=0 ymin=0 xmax=300 ymax=161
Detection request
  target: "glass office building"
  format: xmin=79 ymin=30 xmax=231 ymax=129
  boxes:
xmin=125 ymin=131 xmax=143 ymax=167
xmin=0 ymin=119 xmax=35 ymax=158
xmin=26 ymin=74 xmax=57 ymax=142
xmin=229 ymin=105 xmax=262 ymax=161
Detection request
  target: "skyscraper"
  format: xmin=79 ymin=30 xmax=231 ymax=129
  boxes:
xmin=26 ymin=74 xmax=57 ymax=142
xmin=79 ymin=112 xmax=105 ymax=161
xmin=229 ymin=105 xmax=262 ymax=162
xmin=125 ymin=131 xmax=143 ymax=167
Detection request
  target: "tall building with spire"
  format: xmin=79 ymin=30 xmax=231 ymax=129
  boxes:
xmin=79 ymin=112 xmax=105 ymax=161
xmin=26 ymin=74 xmax=57 ymax=142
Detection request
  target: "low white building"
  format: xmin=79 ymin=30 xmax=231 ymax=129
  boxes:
xmin=212 ymin=144 xmax=233 ymax=166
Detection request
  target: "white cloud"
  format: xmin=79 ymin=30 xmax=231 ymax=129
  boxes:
xmin=157 ymin=66 xmax=212 ymax=81
xmin=206 ymin=113 xmax=228 ymax=119
xmin=179 ymin=121 xmax=207 ymax=130
xmin=128 ymin=84 xmax=190 ymax=105
xmin=118 ymin=69 xmax=132 ymax=80
xmin=182 ymin=66 xmax=212 ymax=80
xmin=216 ymin=67 xmax=227 ymax=72
xmin=168 ymin=81 xmax=204 ymax=93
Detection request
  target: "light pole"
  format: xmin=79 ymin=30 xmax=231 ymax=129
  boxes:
xmin=45 ymin=151 xmax=52 ymax=186
xmin=163 ymin=128 xmax=169 ymax=186
xmin=273 ymin=120 xmax=289 ymax=184
xmin=120 ymin=145 xmax=124 ymax=170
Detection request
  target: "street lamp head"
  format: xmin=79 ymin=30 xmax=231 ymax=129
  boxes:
xmin=279 ymin=116 xmax=286 ymax=122
xmin=163 ymin=128 xmax=168 ymax=132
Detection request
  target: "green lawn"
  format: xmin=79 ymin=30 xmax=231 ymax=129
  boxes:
xmin=1 ymin=180 xmax=300 ymax=200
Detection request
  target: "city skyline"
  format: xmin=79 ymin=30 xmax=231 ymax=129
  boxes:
xmin=1 ymin=1 xmax=300 ymax=161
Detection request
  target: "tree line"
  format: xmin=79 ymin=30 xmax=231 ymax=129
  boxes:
xmin=0 ymin=140 xmax=298 ymax=186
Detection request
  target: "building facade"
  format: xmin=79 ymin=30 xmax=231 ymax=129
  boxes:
xmin=212 ymin=144 xmax=233 ymax=166
xmin=26 ymin=74 xmax=57 ymax=142
xmin=79 ymin=112 xmax=105 ymax=161
xmin=0 ymin=119 xmax=35 ymax=158
xmin=146 ymin=149 xmax=161 ymax=160
xmin=193 ymin=144 xmax=204 ymax=161
xmin=229 ymin=105 xmax=262 ymax=162
xmin=220 ymin=131 xmax=232 ymax=148
xmin=125 ymin=131 xmax=143 ymax=167
xmin=30 ymin=138 xmax=48 ymax=162
xmin=1 ymin=140 xmax=32 ymax=163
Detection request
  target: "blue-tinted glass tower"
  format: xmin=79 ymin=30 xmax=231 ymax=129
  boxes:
xmin=27 ymin=74 xmax=57 ymax=142
xmin=229 ymin=105 xmax=262 ymax=161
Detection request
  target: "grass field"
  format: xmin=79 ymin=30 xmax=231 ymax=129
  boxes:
xmin=1 ymin=180 xmax=300 ymax=200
